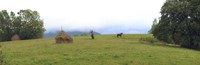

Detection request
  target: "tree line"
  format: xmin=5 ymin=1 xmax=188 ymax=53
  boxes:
xmin=152 ymin=0 xmax=200 ymax=50
xmin=0 ymin=9 xmax=45 ymax=42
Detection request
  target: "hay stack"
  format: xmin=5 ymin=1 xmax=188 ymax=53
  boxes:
xmin=11 ymin=34 xmax=20 ymax=41
xmin=55 ymin=30 xmax=73 ymax=44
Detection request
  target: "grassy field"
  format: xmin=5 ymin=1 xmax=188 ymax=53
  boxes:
xmin=0 ymin=34 xmax=200 ymax=65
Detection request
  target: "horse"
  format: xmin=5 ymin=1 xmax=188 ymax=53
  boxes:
xmin=117 ymin=33 xmax=123 ymax=38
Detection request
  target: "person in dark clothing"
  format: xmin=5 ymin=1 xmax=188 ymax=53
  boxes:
xmin=91 ymin=30 xmax=95 ymax=39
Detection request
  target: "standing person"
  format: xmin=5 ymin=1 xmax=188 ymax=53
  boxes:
xmin=91 ymin=30 xmax=95 ymax=39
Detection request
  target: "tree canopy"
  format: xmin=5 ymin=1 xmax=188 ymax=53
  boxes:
xmin=0 ymin=9 xmax=45 ymax=42
xmin=148 ymin=18 xmax=158 ymax=34
xmin=153 ymin=0 xmax=200 ymax=50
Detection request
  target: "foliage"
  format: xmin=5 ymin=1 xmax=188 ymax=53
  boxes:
xmin=0 ymin=10 xmax=13 ymax=41
xmin=148 ymin=18 xmax=158 ymax=34
xmin=80 ymin=33 xmax=88 ymax=36
xmin=153 ymin=0 xmax=200 ymax=50
xmin=139 ymin=37 xmax=158 ymax=43
xmin=0 ymin=9 xmax=45 ymax=41
xmin=1 ymin=34 xmax=200 ymax=65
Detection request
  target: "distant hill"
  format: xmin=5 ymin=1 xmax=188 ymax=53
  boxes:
xmin=43 ymin=31 xmax=101 ymax=38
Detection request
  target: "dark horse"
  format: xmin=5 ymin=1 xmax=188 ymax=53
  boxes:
xmin=117 ymin=33 xmax=123 ymax=38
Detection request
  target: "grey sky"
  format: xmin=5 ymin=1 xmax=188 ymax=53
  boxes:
xmin=0 ymin=0 xmax=166 ymax=34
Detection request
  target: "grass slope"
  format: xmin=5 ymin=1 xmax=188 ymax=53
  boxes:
xmin=0 ymin=34 xmax=200 ymax=65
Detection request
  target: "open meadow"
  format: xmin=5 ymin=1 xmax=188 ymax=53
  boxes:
xmin=0 ymin=34 xmax=200 ymax=65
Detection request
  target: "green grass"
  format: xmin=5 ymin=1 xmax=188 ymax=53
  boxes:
xmin=0 ymin=34 xmax=200 ymax=65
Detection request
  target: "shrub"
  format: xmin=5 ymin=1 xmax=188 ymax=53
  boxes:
xmin=139 ymin=37 xmax=158 ymax=43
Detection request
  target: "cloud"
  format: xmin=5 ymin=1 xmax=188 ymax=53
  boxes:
xmin=0 ymin=0 xmax=166 ymax=34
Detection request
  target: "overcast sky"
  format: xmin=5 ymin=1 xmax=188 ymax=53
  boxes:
xmin=0 ymin=0 xmax=166 ymax=34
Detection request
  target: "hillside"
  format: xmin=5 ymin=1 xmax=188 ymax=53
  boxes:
xmin=1 ymin=34 xmax=200 ymax=65
xmin=43 ymin=31 xmax=101 ymax=38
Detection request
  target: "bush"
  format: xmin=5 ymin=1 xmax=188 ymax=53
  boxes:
xmin=139 ymin=37 xmax=158 ymax=43
xmin=80 ymin=34 xmax=88 ymax=36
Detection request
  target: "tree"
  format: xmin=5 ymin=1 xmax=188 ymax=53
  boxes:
xmin=17 ymin=9 xmax=45 ymax=39
xmin=148 ymin=18 xmax=158 ymax=34
xmin=0 ymin=9 xmax=45 ymax=42
xmin=153 ymin=0 xmax=200 ymax=50
xmin=0 ymin=10 xmax=13 ymax=41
